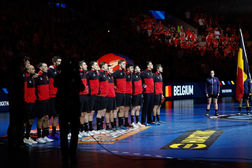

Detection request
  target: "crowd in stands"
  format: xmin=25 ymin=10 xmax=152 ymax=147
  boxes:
xmin=0 ymin=4 xmax=250 ymax=82
xmin=134 ymin=12 xmax=250 ymax=59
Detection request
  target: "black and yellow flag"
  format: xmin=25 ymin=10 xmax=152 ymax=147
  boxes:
xmin=236 ymin=29 xmax=250 ymax=101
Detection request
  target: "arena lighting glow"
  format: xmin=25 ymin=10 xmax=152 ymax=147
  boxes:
xmin=56 ymin=3 xmax=66 ymax=8
xmin=48 ymin=2 xmax=66 ymax=8
xmin=2 ymin=88 xmax=8 ymax=94
xmin=61 ymin=3 xmax=66 ymax=8
xmin=148 ymin=10 xmax=165 ymax=20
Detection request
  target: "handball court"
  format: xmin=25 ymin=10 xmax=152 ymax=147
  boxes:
xmin=1 ymin=97 xmax=252 ymax=168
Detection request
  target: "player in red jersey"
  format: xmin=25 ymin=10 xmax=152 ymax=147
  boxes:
xmin=48 ymin=56 xmax=62 ymax=139
xmin=106 ymin=65 xmax=117 ymax=130
xmin=96 ymin=62 xmax=109 ymax=131
xmin=113 ymin=60 xmax=127 ymax=129
xmin=86 ymin=61 xmax=100 ymax=133
xmin=23 ymin=65 xmax=38 ymax=145
xmin=125 ymin=64 xmax=134 ymax=127
xmin=153 ymin=64 xmax=164 ymax=124
xmin=78 ymin=60 xmax=89 ymax=137
xmin=131 ymin=65 xmax=145 ymax=128
xmin=35 ymin=63 xmax=54 ymax=143
xmin=140 ymin=61 xmax=154 ymax=125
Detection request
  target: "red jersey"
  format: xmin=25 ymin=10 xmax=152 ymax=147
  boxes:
xmin=107 ymin=73 xmax=116 ymax=97
xmin=98 ymin=69 xmax=108 ymax=97
xmin=113 ymin=69 xmax=126 ymax=94
xmin=36 ymin=71 xmax=50 ymax=101
xmin=48 ymin=65 xmax=59 ymax=98
xmin=153 ymin=72 xmax=163 ymax=95
xmin=126 ymin=71 xmax=133 ymax=94
xmin=87 ymin=70 xmax=99 ymax=96
xmin=79 ymin=69 xmax=89 ymax=95
xmin=140 ymin=69 xmax=154 ymax=93
xmin=132 ymin=73 xmax=142 ymax=95
xmin=24 ymin=73 xmax=36 ymax=103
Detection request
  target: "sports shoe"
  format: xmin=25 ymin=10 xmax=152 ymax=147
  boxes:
xmin=36 ymin=137 xmax=46 ymax=144
xmin=132 ymin=122 xmax=139 ymax=128
xmin=145 ymin=123 xmax=152 ymax=126
xmin=118 ymin=129 xmax=126 ymax=134
xmin=81 ymin=131 xmax=89 ymax=137
xmin=23 ymin=138 xmax=33 ymax=145
xmin=137 ymin=122 xmax=145 ymax=127
xmin=91 ymin=130 xmax=101 ymax=135
xmin=99 ymin=129 xmax=107 ymax=134
xmin=155 ymin=121 xmax=161 ymax=125
xmin=43 ymin=136 xmax=54 ymax=143
xmin=237 ymin=112 xmax=241 ymax=116
xmin=87 ymin=131 xmax=94 ymax=136
xmin=28 ymin=137 xmax=38 ymax=144
xmin=78 ymin=133 xmax=83 ymax=139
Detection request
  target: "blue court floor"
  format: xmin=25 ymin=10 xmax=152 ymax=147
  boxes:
xmin=1 ymin=96 xmax=252 ymax=167
xmin=78 ymin=97 xmax=252 ymax=162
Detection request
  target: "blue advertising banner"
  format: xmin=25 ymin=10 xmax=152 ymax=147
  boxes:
xmin=0 ymin=80 xmax=236 ymax=111
xmin=0 ymin=88 xmax=9 ymax=112
xmin=164 ymin=81 xmax=235 ymax=100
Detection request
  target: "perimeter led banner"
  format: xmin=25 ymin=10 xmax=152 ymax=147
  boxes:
xmin=0 ymin=80 xmax=236 ymax=112
xmin=0 ymin=88 xmax=9 ymax=112
xmin=164 ymin=81 xmax=236 ymax=100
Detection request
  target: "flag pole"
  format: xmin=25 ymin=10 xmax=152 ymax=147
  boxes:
xmin=239 ymin=28 xmax=251 ymax=80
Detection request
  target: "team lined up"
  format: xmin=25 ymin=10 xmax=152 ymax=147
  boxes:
xmin=23 ymin=57 xmax=164 ymax=145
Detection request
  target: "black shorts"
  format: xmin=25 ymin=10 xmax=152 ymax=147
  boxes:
xmin=37 ymin=100 xmax=50 ymax=118
xmin=116 ymin=93 xmax=125 ymax=107
xmin=97 ymin=96 xmax=108 ymax=110
xmin=24 ymin=103 xmax=36 ymax=120
xmin=89 ymin=95 xmax=98 ymax=111
xmin=243 ymin=94 xmax=250 ymax=100
xmin=154 ymin=94 xmax=162 ymax=105
xmin=107 ymin=97 xmax=116 ymax=111
xmin=132 ymin=94 xmax=143 ymax=106
xmin=125 ymin=94 xmax=132 ymax=107
xmin=49 ymin=97 xmax=57 ymax=117
xmin=207 ymin=94 xmax=218 ymax=98
xmin=80 ymin=95 xmax=89 ymax=112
